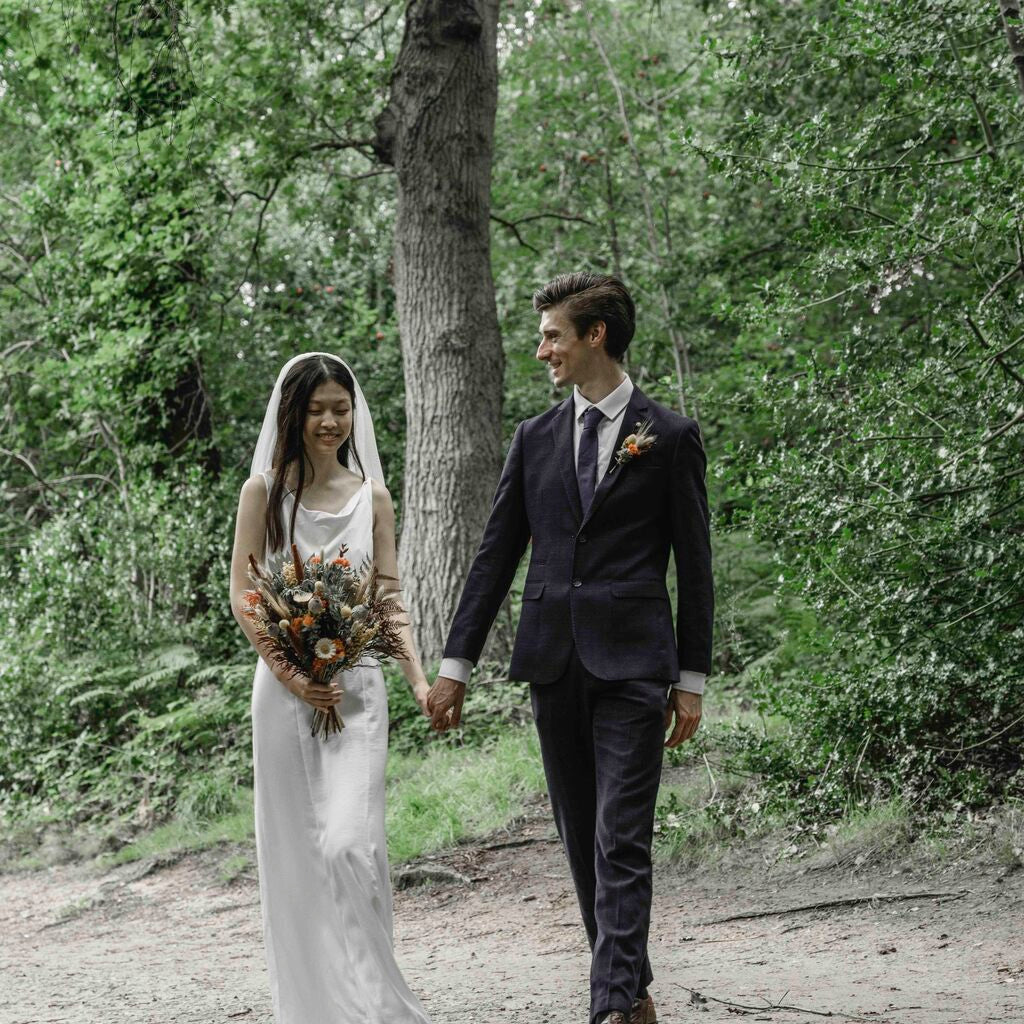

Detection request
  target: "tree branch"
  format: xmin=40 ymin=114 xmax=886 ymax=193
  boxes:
xmin=0 ymin=448 xmax=69 ymax=502
xmin=944 ymin=22 xmax=998 ymax=159
xmin=585 ymin=10 xmax=695 ymax=418
xmin=978 ymin=259 xmax=1024 ymax=309
xmin=705 ymin=138 xmax=1024 ymax=175
xmin=306 ymin=138 xmax=376 ymax=156
xmin=965 ymin=314 xmax=1024 ymax=386
xmin=498 ymin=212 xmax=595 ymax=228
xmin=489 ymin=214 xmax=539 ymax=254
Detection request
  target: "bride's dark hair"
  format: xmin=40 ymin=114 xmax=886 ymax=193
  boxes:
xmin=265 ymin=355 xmax=365 ymax=553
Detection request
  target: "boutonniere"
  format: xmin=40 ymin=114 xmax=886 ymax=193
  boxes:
xmin=615 ymin=418 xmax=657 ymax=466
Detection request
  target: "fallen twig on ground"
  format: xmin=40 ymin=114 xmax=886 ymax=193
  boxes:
xmin=392 ymin=864 xmax=473 ymax=889
xmin=681 ymin=984 xmax=892 ymax=1022
xmin=480 ymin=836 xmax=560 ymax=851
xmin=688 ymin=888 xmax=968 ymax=925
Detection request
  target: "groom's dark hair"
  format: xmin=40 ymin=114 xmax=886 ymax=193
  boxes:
xmin=532 ymin=272 xmax=636 ymax=362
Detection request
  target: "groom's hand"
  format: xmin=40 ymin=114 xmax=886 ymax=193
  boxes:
xmin=427 ymin=676 xmax=466 ymax=731
xmin=665 ymin=690 xmax=702 ymax=748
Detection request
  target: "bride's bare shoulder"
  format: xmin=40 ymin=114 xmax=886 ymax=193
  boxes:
xmin=369 ymin=478 xmax=394 ymax=517
xmin=239 ymin=473 xmax=270 ymax=504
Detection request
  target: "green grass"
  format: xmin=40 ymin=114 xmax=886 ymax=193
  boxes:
xmin=218 ymin=852 xmax=256 ymax=884
xmin=821 ymin=798 xmax=913 ymax=869
xmin=990 ymin=803 xmax=1024 ymax=870
xmin=386 ymin=727 xmax=547 ymax=863
xmin=100 ymin=788 xmax=256 ymax=868
xmin=653 ymin=763 xmax=770 ymax=867
xmin=9 ymin=726 xmax=548 ymax=873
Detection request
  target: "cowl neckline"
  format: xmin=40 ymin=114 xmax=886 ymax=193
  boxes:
xmin=293 ymin=477 xmax=371 ymax=518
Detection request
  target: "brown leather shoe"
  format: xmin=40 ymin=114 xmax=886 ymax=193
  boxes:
xmin=629 ymin=995 xmax=657 ymax=1024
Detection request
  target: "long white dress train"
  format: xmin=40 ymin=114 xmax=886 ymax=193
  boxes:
xmin=251 ymin=472 xmax=430 ymax=1024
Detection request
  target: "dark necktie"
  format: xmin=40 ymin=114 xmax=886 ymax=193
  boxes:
xmin=577 ymin=405 xmax=604 ymax=511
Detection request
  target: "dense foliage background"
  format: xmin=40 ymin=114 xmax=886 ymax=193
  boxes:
xmin=1 ymin=0 xmax=1021 ymax=835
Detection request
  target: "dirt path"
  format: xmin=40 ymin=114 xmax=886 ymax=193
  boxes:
xmin=1 ymin=806 xmax=1022 ymax=1024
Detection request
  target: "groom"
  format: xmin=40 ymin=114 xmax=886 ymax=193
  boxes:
xmin=427 ymin=272 xmax=713 ymax=1024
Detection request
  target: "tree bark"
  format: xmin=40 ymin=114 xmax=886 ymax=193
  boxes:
xmin=375 ymin=0 xmax=505 ymax=665
xmin=1001 ymin=0 xmax=1024 ymax=101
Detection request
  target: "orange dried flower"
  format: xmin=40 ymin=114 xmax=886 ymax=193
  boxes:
xmin=243 ymin=591 xmax=262 ymax=607
xmin=333 ymin=557 xmax=350 ymax=568
xmin=302 ymin=614 xmax=314 ymax=627
xmin=615 ymin=418 xmax=658 ymax=467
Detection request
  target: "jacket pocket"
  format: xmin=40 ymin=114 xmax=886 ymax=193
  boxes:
xmin=610 ymin=580 xmax=668 ymax=599
xmin=523 ymin=582 xmax=546 ymax=600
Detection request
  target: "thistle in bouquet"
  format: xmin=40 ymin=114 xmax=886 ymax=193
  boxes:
xmin=243 ymin=541 xmax=408 ymax=739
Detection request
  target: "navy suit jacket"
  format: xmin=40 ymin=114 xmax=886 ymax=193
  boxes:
xmin=442 ymin=386 xmax=714 ymax=684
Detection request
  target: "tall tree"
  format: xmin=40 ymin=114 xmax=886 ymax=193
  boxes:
xmin=374 ymin=0 xmax=505 ymax=663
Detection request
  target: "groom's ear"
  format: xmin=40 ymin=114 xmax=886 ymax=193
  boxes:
xmin=587 ymin=320 xmax=608 ymax=349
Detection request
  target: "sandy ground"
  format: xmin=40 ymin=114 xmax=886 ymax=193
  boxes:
xmin=1 ymin=805 xmax=1022 ymax=1024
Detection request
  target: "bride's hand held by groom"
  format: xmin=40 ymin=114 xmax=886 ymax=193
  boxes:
xmin=426 ymin=676 xmax=466 ymax=732
xmin=410 ymin=678 xmax=431 ymax=718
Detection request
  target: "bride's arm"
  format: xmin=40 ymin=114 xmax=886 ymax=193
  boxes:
xmin=229 ymin=475 xmax=340 ymax=711
xmin=370 ymin=479 xmax=430 ymax=716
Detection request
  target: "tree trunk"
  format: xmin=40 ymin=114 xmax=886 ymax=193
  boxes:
xmin=375 ymin=0 xmax=505 ymax=665
xmin=1001 ymin=0 xmax=1024 ymax=102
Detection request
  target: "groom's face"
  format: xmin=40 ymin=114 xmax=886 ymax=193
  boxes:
xmin=537 ymin=307 xmax=593 ymax=389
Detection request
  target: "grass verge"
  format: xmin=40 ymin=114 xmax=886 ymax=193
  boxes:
xmin=99 ymin=789 xmax=255 ymax=869
xmin=2 ymin=726 xmax=549 ymax=873
xmin=386 ymin=727 xmax=547 ymax=863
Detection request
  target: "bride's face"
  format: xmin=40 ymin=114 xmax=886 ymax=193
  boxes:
xmin=303 ymin=380 xmax=353 ymax=456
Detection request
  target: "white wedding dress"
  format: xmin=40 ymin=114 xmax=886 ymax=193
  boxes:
xmin=250 ymin=471 xmax=431 ymax=1024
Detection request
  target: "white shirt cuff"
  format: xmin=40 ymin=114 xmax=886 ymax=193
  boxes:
xmin=438 ymin=657 xmax=473 ymax=686
xmin=673 ymin=671 xmax=706 ymax=695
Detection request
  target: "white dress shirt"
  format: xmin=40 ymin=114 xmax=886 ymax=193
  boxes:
xmin=439 ymin=374 xmax=707 ymax=696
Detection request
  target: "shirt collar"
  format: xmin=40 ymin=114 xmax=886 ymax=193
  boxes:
xmin=573 ymin=374 xmax=633 ymax=423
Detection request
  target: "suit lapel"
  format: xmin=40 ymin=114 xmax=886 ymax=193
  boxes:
xmin=581 ymin=388 xmax=650 ymax=528
xmin=552 ymin=396 xmax=583 ymax=524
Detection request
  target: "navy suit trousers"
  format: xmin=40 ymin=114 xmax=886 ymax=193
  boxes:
xmin=530 ymin=649 xmax=668 ymax=1022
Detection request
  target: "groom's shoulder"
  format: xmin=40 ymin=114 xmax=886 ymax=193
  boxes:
xmin=518 ymin=398 xmax=569 ymax=435
xmin=639 ymin=390 xmax=700 ymax=441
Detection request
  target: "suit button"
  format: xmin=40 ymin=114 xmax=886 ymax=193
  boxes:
xmin=572 ymin=578 xmax=582 ymax=588
xmin=578 ymin=534 xmax=588 ymax=544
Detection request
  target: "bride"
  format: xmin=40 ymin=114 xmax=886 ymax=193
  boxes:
xmin=229 ymin=352 xmax=433 ymax=1023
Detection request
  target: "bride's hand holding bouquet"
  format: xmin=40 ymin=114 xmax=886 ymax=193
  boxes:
xmin=279 ymin=669 xmax=343 ymax=713
xmin=242 ymin=540 xmax=407 ymax=739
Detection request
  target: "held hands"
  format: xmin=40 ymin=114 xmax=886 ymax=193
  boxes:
xmin=411 ymin=681 xmax=431 ymax=717
xmin=665 ymin=689 xmax=702 ymax=748
xmin=280 ymin=670 xmax=343 ymax=711
xmin=426 ymin=675 xmax=466 ymax=731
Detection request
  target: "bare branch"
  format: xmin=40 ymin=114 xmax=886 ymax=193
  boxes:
xmin=705 ymin=138 xmax=1024 ymax=175
xmin=489 ymin=215 xmax=539 ymax=254
xmin=965 ymin=314 xmax=1024 ymax=386
xmin=0 ymin=447 xmax=70 ymax=501
xmin=978 ymin=259 xmax=1024 ymax=309
xmin=585 ymin=11 xmax=694 ymax=418
xmin=944 ymin=22 xmax=998 ymax=158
